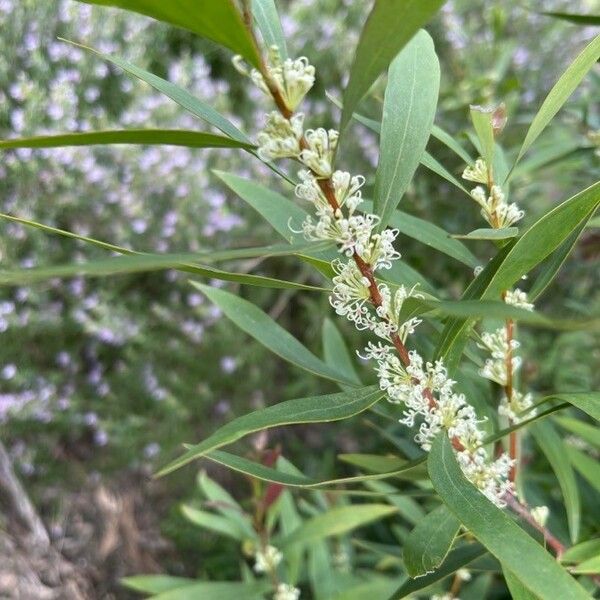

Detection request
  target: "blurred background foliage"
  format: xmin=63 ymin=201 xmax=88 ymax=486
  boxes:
xmin=0 ymin=0 xmax=599 ymax=595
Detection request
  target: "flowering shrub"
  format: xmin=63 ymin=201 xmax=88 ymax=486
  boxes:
xmin=1 ymin=1 xmax=600 ymax=599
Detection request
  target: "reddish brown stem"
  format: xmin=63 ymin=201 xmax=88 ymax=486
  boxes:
xmin=505 ymin=493 xmax=565 ymax=558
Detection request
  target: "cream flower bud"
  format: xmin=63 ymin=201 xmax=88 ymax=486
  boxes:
xmin=299 ymin=128 xmax=338 ymax=177
xmin=257 ymin=112 xmax=304 ymax=161
xmin=274 ymin=583 xmax=301 ymax=600
xmin=504 ymin=288 xmax=534 ymax=311
xmin=531 ymin=505 xmax=550 ymax=527
xmin=462 ymin=157 xmax=490 ymax=184
xmin=254 ymin=545 xmax=282 ymax=573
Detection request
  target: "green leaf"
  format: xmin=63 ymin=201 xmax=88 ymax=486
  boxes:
xmin=414 ymin=299 xmax=599 ymax=331
xmin=403 ymin=504 xmax=461 ymax=577
xmin=332 ymin=579 xmax=400 ymax=600
xmin=541 ymin=12 xmax=600 ymax=26
xmin=214 ymin=171 xmax=306 ymax=243
xmin=338 ymin=453 xmax=408 ymax=473
xmin=388 ymin=543 xmax=487 ymax=599
xmin=156 ymin=386 xmax=381 ymax=476
xmin=428 ymin=435 xmax=589 ymax=600
xmin=555 ymin=417 xmax=600 ymax=449
xmin=205 ymin=449 xmax=425 ymax=488
xmin=66 ymin=41 xmax=249 ymax=143
xmin=322 ymin=318 xmax=362 ymax=388
xmin=529 ymin=221 xmax=588 ymax=300
xmin=469 ymin=105 xmax=496 ymax=167
xmin=340 ymin=0 xmax=445 ymax=133
xmin=76 ymin=0 xmax=261 ymax=67
xmin=151 ymin=581 xmax=271 ymax=600
xmin=0 ymin=250 xmax=325 ymax=291
xmin=361 ymin=200 xmax=477 ymax=268
xmin=190 ymin=282 xmax=354 ymax=384
xmin=373 ymin=30 xmax=440 ymax=229
xmin=548 ymin=392 xmax=600 ymax=422
xmin=196 ymin=471 xmax=256 ymax=539
xmin=280 ymin=504 xmax=397 ymax=548
xmin=436 ymin=181 xmax=600 ymax=367
xmin=121 ymin=575 xmax=195 ymax=595
xmin=180 ymin=505 xmax=245 ymax=541
xmin=531 ymin=421 xmax=580 ymax=543
xmin=420 ymin=150 xmax=471 ymax=195
xmin=562 ymin=539 xmax=600 ymax=564
xmin=503 ymin=567 xmax=541 ymax=600
xmin=567 ymin=446 xmax=600 ymax=494
xmin=453 ymin=227 xmax=518 ymax=240
xmin=514 ymin=34 xmax=600 ymax=166
xmin=0 ymin=130 xmax=253 ymax=150
xmin=251 ymin=0 xmax=287 ymax=58
xmin=572 ymin=555 xmax=600 ymax=575
xmin=431 ymin=124 xmax=474 ymax=164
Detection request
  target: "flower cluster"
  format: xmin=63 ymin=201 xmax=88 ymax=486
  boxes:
xmin=241 ymin=46 xmax=513 ymax=507
xmin=274 ymin=583 xmax=301 ymax=600
xmin=234 ymin=46 xmax=315 ymax=112
xmin=478 ymin=290 xmax=535 ymax=423
xmin=462 ymin=159 xmax=524 ymax=229
xmin=254 ymin=544 xmax=282 ymax=574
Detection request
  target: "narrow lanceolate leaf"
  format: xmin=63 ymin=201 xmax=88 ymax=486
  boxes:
xmin=403 ymin=504 xmax=461 ymax=577
xmin=155 ymin=386 xmax=382 ymax=476
xmin=191 ymin=282 xmax=354 ymax=384
xmin=562 ymin=539 xmax=600 ymax=564
xmin=361 ymin=200 xmax=477 ymax=268
xmin=341 ymin=0 xmax=445 ymax=133
xmin=503 ymin=567 xmax=541 ymax=600
xmin=388 ymin=543 xmax=487 ymax=599
xmin=66 ymin=41 xmax=249 ymax=143
xmin=420 ymin=151 xmax=471 ymax=195
xmin=428 ymin=435 xmax=589 ymax=600
xmin=322 ymin=318 xmax=362 ymax=388
xmin=436 ymin=181 xmax=600 ymax=367
xmin=150 ymin=581 xmax=271 ymax=600
xmin=121 ymin=575 xmax=195 ymax=595
xmin=431 ymin=124 xmax=474 ymax=164
xmin=252 ymin=0 xmax=288 ymax=58
xmin=280 ymin=504 xmax=397 ymax=548
xmin=469 ymin=105 xmax=496 ymax=167
xmin=180 ymin=505 xmax=245 ymax=541
xmin=548 ymin=392 xmax=600 ymax=422
xmin=514 ymin=34 xmax=600 ymax=166
xmin=572 ymin=556 xmax=600 ymax=575
xmin=0 ymin=130 xmax=253 ymax=150
xmin=0 ymin=251 xmax=324 ymax=291
xmin=531 ymin=421 xmax=581 ymax=543
xmin=453 ymin=227 xmax=518 ymax=241
xmin=373 ymin=30 xmax=440 ymax=229
xmin=529 ymin=221 xmax=588 ymax=300
xmin=205 ymin=450 xmax=425 ymax=488
xmin=541 ymin=12 xmax=600 ymax=26
xmin=567 ymin=446 xmax=600 ymax=494
xmin=555 ymin=417 xmax=600 ymax=449
xmin=76 ymin=0 xmax=261 ymax=67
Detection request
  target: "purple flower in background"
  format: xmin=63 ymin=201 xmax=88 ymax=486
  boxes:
xmin=220 ymin=356 xmax=237 ymax=374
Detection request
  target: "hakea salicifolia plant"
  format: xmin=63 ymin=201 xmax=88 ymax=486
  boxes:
xmin=461 ymin=158 xmax=536 ymax=424
xmin=233 ymin=46 xmax=517 ymax=508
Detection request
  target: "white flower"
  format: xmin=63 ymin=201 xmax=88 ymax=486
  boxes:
xmin=254 ymin=545 xmax=282 ymax=573
xmin=499 ymin=389 xmax=535 ymax=423
xmin=477 ymin=327 xmax=521 ymax=386
xmin=462 ymin=157 xmax=490 ymax=184
xmin=457 ymin=569 xmax=472 ymax=582
xmin=354 ymin=226 xmax=401 ymax=271
xmin=329 ymin=260 xmax=372 ymax=329
xmin=531 ymin=505 xmax=550 ymax=527
xmin=300 ymin=212 xmax=378 ymax=257
xmin=504 ymin=288 xmax=534 ymax=311
xmin=299 ymin=128 xmax=338 ymax=177
xmin=470 ymin=185 xmax=524 ymax=229
xmin=233 ymin=46 xmax=315 ymax=111
xmin=257 ymin=112 xmax=304 ymax=160
xmin=274 ymin=583 xmax=301 ymax=600
xmin=374 ymin=284 xmax=422 ymax=342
